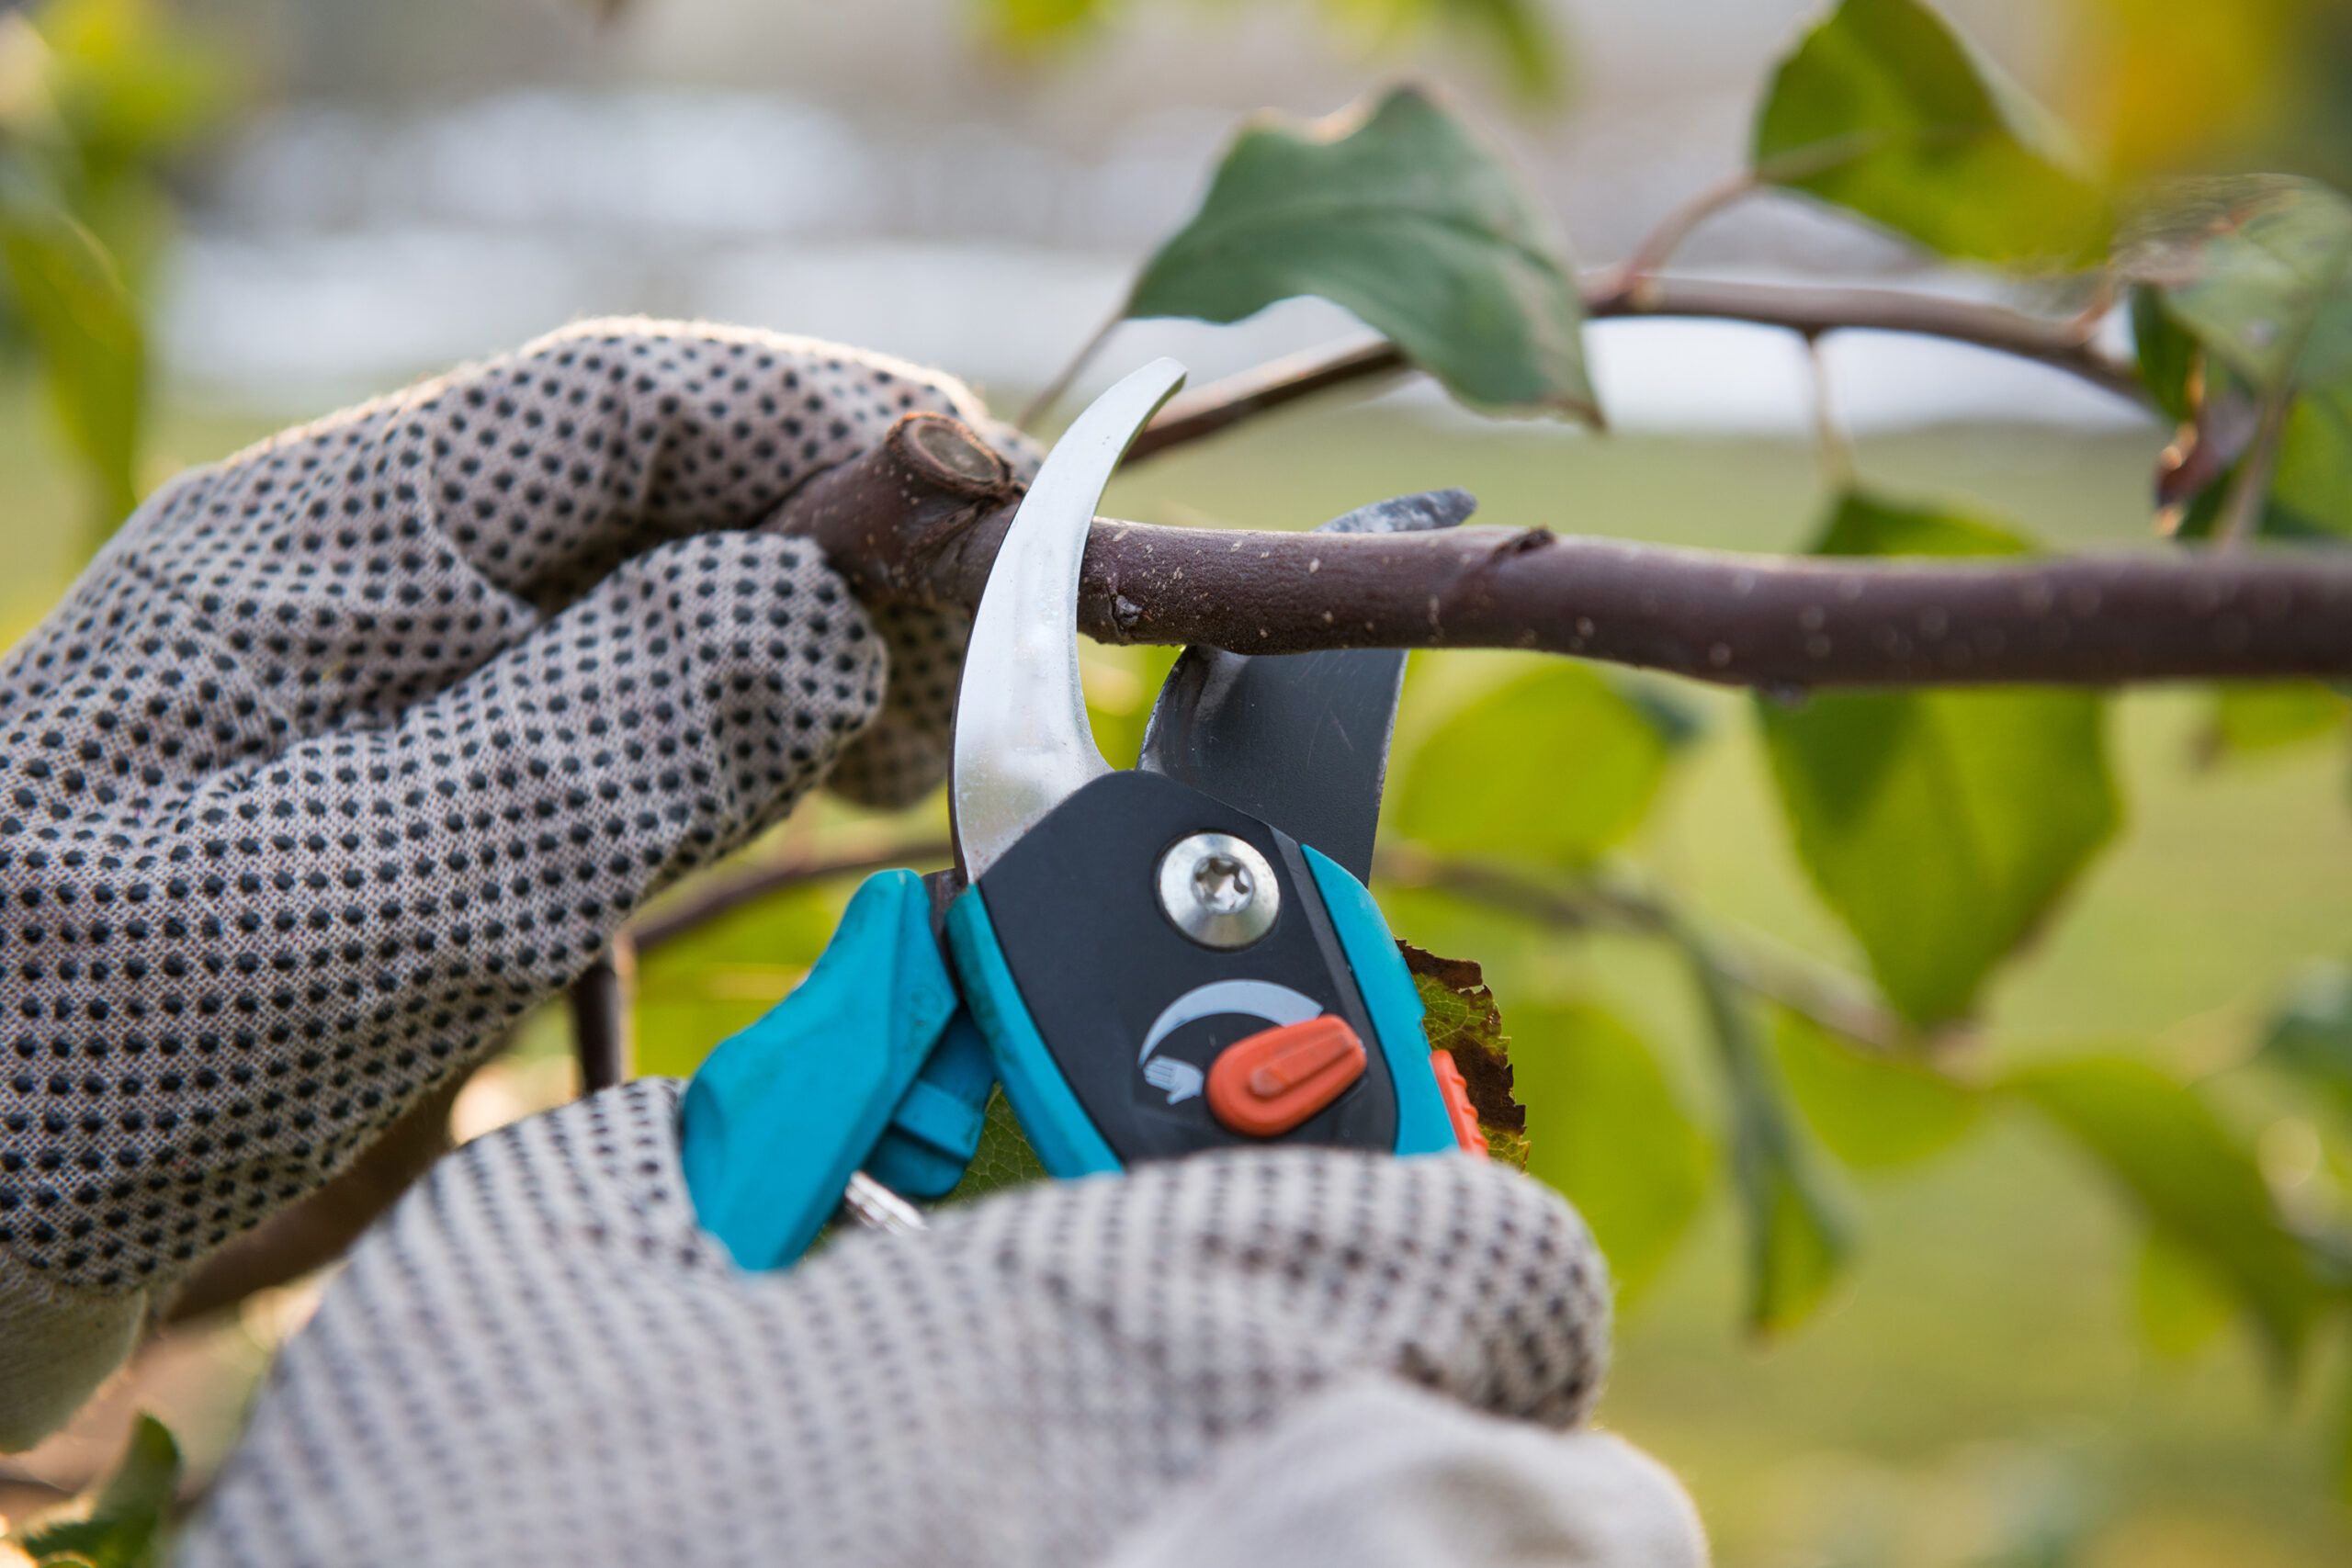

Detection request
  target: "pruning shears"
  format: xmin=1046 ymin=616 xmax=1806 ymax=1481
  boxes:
xmin=681 ymin=359 xmax=1489 ymax=1269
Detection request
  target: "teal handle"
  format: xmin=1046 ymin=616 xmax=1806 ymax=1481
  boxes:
xmin=944 ymin=885 xmax=1121 ymax=1179
xmin=865 ymin=1013 xmax=995 ymax=1200
xmin=680 ymin=871 xmax=963 ymax=1269
xmin=1300 ymin=845 xmax=1457 ymax=1157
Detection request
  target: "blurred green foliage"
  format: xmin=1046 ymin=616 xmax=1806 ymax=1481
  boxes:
xmin=7 ymin=1414 xmax=180 ymax=1568
xmin=2200 ymin=682 xmax=2349 ymax=761
xmin=1770 ymin=1010 xmax=1978 ymax=1173
xmin=1758 ymin=495 xmax=2120 ymax=1028
xmin=1753 ymin=0 xmax=2110 ymax=268
xmin=2007 ymin=1054 xmax=2323 ymax=1374
xmin=2126 ymin=176 xmax=2352 ymax=540
xmin=973 ymin=0 xmax=1564 ymax=100
xmin=1393 ymin=662 xmax=1681 ymax=867
xmin=1685 ymin=933 xmax=1858 ymax=1336
xmin=2059 ymin=0 xmax=2352 ymax=189
xmin=2262 ymin=964 xmax=2352 ymax=1123
xmin=0 ymin=0 xmax=229 ymax=535
xmin=1509 ymin=998 xmax=1708 ymax=1303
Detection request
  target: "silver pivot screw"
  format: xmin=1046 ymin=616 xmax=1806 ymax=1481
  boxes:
xmin=1157 ymin=831 xmax=1280 ymax=949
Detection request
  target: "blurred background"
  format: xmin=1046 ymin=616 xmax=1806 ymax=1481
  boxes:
xmin=4 ymin=2 xmax=2351 ymax=1564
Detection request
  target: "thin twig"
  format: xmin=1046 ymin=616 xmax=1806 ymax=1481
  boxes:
xmin=569 ymin=937 xmax=636 ymax=1094
xmin=1601 ymin=170 xmax=1759 ymax=293
xmin=1376 ymin=850 xmax=1933 ymax=1057
xmin=630 ymin=840 xmax=955 ymax=955
xmin=1129 ymin=343 xmax=1411 ymax=460
xmin=1124 ymin=273 xmax=2144 ymax=467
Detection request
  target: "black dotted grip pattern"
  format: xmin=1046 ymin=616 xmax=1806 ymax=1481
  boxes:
xmin=0 ymin=319 xmax=1009 ymax=1306
xmin=176 ymin=1083 xmax=1612 ymax=1568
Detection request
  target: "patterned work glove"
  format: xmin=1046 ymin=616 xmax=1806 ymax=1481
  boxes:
xmin=0 ymin=320 xmax=1023 ymax=1450
xmin=175 ymin=1083 xmax=1705 ymax=1568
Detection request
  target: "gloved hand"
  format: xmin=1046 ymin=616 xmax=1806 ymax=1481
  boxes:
xmin=0 ymin=320 xmax=1026 ymax=1450
xmin=174 ymin=1081 xmax=1706 ymax=1568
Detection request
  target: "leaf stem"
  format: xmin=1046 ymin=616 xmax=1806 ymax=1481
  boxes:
xmin=1806 ymin=337 xmax=1858 ymax=490
xmin=2214 ymin=391 xmax=2292 ymax=552
xmin=1602 ymin=170 xmax=1759 ymax=294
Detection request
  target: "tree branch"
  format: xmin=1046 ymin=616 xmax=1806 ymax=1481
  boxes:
xmin=1599 ymin=277 xmax=2143 ymax=403
xmin=776 ymin=415 xmax=2352 ymax=690
xmin=1125 ymin=274 xmax=2143 ymax=466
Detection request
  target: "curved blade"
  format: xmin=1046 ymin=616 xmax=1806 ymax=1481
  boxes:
xmin=1137 ymin=488 xmax=1476 ymax=881
xmin=952 ymin=358 xmax=1187 ymax=880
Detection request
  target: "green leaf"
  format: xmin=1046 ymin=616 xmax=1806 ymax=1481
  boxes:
xmin=2132 ymin=1230 xmax=2235 ymax=1364
xmin=2336 ymin=1342 xmax=2352 ymax=1506
xmin=1403 ymin=944 xmax=1526 ymax=1167
xmin=1812 ymin=489 xmax=2035 ymax=559
xmin=1687 ymin=942 xmax=1855 ymax=1335
xmin=1770 ymin=1008 xmax=1981 ymax=1171
xmin=1752 ymin=0 xmax=2109 ymax=267
xmin=2257 ymin=963 xmax=2352 ymax=1124
xmin=2199 ymin=682 xmax=2349 ymax=761
xmin=1757 ymin=493 xmax=2120 ymax=1027
xmin=2126 ymin=179 xmax=2352 ymax=539
xmin=2123 ymin=176 xmax=2352 ymax=399
xmin=13 ymin=1414 xmax=180 ymax=1568
xmin=1510 ymin=999 xmax=1710 ymax=1304
xmin=2132 ymin=284 xmax=2203 ymax=423
xmin=2006 ymin=1054 xmax=2323 ymax=1375
xmin=1393 ymin=661 xmax=1680 ymax=868
xmin=943 ymin=1089 xmax=1046 ymax=1204
xmin=2267 ymin=378 xmax=2352 ymax=538
xmin=1082 ymin=641 xmax=1180 ymax=772
xmin=1127 ymin=85 xmax=1598 ymax=422
xmin=34 ymin=0 xmax=239 ymax=175
xmin=0 ymin=163 xmax=144 ymax=522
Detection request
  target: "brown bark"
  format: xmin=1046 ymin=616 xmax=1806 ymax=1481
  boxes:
xmin=772 ymin=415 xmax=2352 ymax=690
